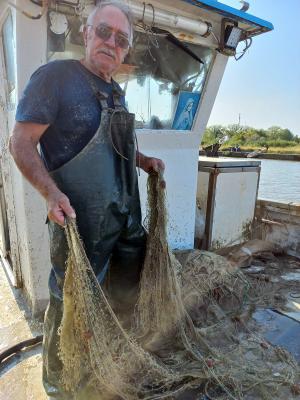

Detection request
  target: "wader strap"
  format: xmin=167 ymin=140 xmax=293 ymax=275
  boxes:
xmin=112 ymin=85 xmax=126 ymax=111
xmin=86 ymin=76 xmax=109 ymax=110
xmin=78 ymin=65 xmax=109 ymax=109
xmin=78 ymin=63 xmax=126 ymax=111
xmin=97 ymin=92 xmax=109 ymax=110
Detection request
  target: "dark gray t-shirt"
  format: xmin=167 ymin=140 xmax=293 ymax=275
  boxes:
xmin=16 ymin=59 xmax=125 ymax=171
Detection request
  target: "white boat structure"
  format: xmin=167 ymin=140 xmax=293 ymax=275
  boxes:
xmin=0 ymin=0 xmax=299 ymax=398
xmin=0 ymin=0 xmax=279 ymax=312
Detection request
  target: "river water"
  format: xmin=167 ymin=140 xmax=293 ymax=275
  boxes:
xmin=258 ymin=159 xmax=300 ymax=203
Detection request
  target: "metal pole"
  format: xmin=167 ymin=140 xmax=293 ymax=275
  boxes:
xmin=127 ymin=0 xmax=210 ymax=37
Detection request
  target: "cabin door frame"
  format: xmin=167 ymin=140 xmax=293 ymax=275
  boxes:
xmin=0 ymin=7 xmax=22 ymax=287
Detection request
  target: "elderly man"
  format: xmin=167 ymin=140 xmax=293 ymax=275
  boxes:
xmin=10 ymin=0 xmax=164 ymax=397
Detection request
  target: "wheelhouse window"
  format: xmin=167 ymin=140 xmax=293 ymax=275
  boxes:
xmin=47 ymin=18 xmax=214 ymax=130
xmin=116 ymin=31 xmax=214 ymax=130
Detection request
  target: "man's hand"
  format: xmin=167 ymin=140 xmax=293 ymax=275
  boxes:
xmin=46 ymin=191 xmax=76 ymax=227
xmin=138 ymin=153 xmax=165 ymax=174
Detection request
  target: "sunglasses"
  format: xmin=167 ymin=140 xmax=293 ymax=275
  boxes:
xmin=88 ymin=24 xmax=130 ymax=50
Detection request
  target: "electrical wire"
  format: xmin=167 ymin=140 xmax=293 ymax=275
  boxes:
xmin=210 ymin=29 xmax=220 ymax=46
xmin=235 ymin=37 xmax=252 ymax=61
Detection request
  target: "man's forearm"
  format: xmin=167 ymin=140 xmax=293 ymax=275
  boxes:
xmin=9 ymin=138 xmax=60 ymax=200
xmin=10 ymin=122 xmax=75 ymax=225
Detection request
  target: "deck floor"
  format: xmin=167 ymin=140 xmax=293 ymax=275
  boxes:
xmin=0 ymin=253 xmax=299 ymax=400
xmin=0 ymin=261 xmax=46 ymax=400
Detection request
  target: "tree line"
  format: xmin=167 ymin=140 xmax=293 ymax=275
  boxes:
xmin=202 ymin=125 xmax=300 ymax=148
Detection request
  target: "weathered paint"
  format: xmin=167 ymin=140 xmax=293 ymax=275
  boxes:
xmin=255 ymin=199 xmax=300 ymax=258
xmin=0 ymin=6 xmax=22 ymax=286
xmin=137 ymin=132 xmax=200 ymax=249
xmin=14 ymin=1 xmax=49 ymax=315
xmin=197 ymin=157 xmax=260 ymax=249
xmin=212 ymin=170 xmax=258 ymax=247
xmin=0 ymin=0 xmax=50 ymax=314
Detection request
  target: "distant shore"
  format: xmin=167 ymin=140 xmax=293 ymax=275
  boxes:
xmin=199 ymin=150 xmax=300 ymax=162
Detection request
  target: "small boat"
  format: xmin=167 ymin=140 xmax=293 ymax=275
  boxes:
xmin=247 ymin=150 xmax=262 ymax=158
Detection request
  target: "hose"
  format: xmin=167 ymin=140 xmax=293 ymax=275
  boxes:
xmin=0 ymin=335 xmax=43 ymax=363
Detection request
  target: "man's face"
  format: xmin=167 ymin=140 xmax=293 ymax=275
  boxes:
xmin=84 ymin=6 xmax=130 ymax=77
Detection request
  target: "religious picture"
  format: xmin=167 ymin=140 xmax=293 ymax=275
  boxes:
xmin=172 ymin=91 xmax=201 ymax=131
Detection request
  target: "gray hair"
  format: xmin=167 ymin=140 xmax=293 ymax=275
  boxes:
xmin=87 ymin=0 xmax=134 ymax=46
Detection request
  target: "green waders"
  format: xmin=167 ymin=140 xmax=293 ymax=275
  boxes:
xmin=42 ymin=75 xmax=146 ymax=399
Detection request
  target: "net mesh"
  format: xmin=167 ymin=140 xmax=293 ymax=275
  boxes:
xmin=59 ymin=172 xmax=300 ymax=400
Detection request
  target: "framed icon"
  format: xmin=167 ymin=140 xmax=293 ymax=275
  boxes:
xmin=172 ymin=91 xmax=201 ymax=131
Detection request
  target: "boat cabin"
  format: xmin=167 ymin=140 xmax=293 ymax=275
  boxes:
xmin=0 ymin=0 xmax=274 ymax=314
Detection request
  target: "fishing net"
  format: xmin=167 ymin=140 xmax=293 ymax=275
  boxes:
xmin=59 ymin=172 xmax=300 ymax=400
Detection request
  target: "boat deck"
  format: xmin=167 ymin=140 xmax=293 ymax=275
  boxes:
xmin=0 ymin=251 xmax=299 ymax=400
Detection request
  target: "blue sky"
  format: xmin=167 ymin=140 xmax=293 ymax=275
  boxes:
xmin=208 ymin=0 xmax=300 ymax=136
